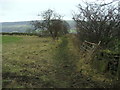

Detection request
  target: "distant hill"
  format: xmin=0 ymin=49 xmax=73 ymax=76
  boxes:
xmin=2 ymin=21 xmax=33 ymax=33
xmin=2 ymin=20 xmax=76 ymax=33
xmin=66 ymin=20 xmax=76 ymax=30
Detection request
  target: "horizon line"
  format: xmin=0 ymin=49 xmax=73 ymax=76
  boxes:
xmin=0 ymin=19 xmax=74 ymax=23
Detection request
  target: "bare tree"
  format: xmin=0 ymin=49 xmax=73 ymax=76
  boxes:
xmin=73 ymin=1 xmax=120 ymax=48
xmin=32 ymin=9 xmax=69 ymax=40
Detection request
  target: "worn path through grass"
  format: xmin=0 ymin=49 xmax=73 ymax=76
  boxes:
xmin=52 ymin=36 xmax=77 ymax=87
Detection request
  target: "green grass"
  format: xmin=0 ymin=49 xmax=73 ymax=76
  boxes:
xmin=2 ymin=35 xmax=78 ymax=88
xmin=2 ymin=35 xmax=54 ymax=88
xmin=2 ymin=35 xmax=119 ymax=88
xmin=2 ymin=35 xmax=22 ymax=44
xmin=69 ymin=29 xmax=77 ymax=33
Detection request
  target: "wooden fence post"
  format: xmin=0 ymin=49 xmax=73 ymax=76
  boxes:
xmin=117 ymin=55 xmax=120 ymax=80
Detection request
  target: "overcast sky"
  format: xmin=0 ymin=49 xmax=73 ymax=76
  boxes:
xmin=0 ymin=0 xmax=116 ymax=22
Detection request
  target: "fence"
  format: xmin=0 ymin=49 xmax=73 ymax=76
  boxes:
xmin=80 ymin=40 xmax=101 ymax=59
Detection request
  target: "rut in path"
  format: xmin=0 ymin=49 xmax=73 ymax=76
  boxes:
xmin=52 ymin=36 xmax=77 ymax=87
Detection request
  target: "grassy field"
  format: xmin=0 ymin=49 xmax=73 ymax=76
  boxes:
xmin=2 ymin=35 xmax=54 ymax=88
xmin=2 ymin=35 xmax=117 ymax=88
xmin=2 ymin=36 xmax=22 ymax=44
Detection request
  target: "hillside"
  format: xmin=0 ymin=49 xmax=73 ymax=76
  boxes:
xmin=2 ymin=21 xmax=32 ymax=33
xmin=2 ymin=20 xmax=76 ymax=33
